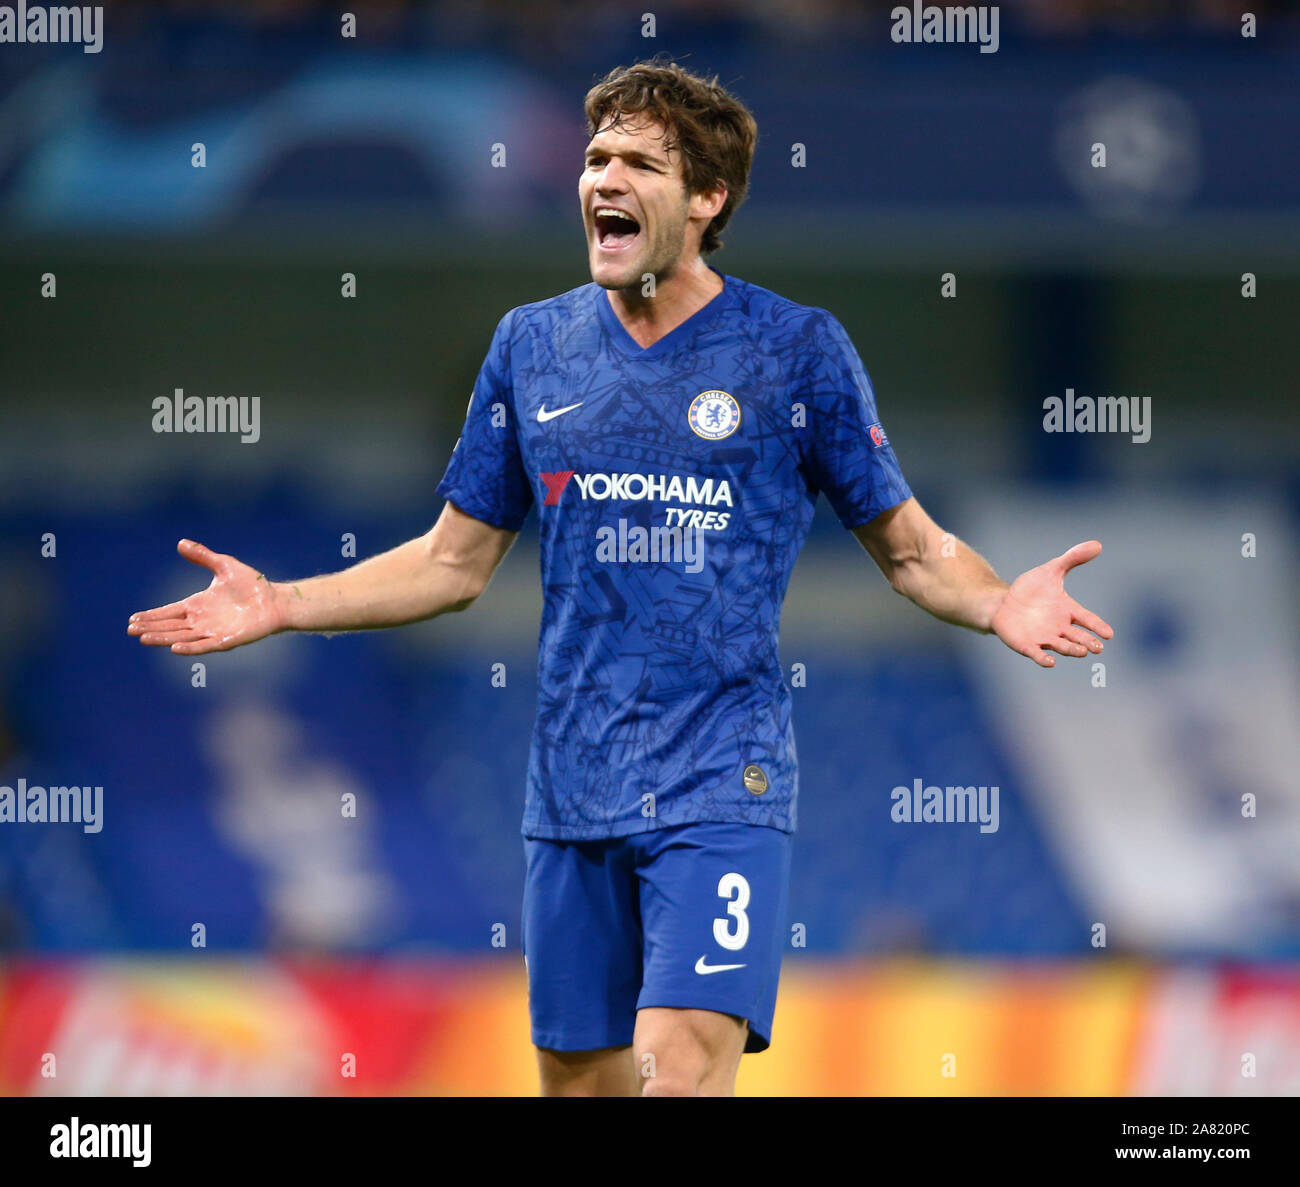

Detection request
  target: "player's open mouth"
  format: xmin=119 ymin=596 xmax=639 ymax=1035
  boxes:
xmin=594 ymin=206 xmax=641 ymax=251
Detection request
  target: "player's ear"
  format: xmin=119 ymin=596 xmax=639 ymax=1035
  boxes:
xmin=690 ymin=182 xmax=727 ymax=221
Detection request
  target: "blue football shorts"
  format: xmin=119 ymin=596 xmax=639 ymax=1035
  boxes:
xmin=522 ymin=821 xmax=793 ymax=1054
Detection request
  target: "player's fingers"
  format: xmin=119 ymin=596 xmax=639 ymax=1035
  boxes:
xmin=129 ymin=600 xmax=191 ymax=624
xmin=1018 ymin=642 xmax=1056 ymax=668
xmin=177 ymin=538 xmax=228 ymax=576
xmin=1061 ymin=624 xmax=1104 ymax=654
xmin=137 ymin=628 xmax=209 ymax=647
xmin=170 ymin=635 xmax=231 ymax=655
xmin=1053 ymin=539 xmax=1102 ymax=575
xmin=1045 ymin=635 xmax=1089 ymax=659
xmin=128 ymin=617 xmax=188 ymax=636
xmin=1069 ymin=601 xmax=1114 ymax=640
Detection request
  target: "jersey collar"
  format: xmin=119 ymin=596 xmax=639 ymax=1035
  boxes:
xmin=594 ymin=267 xmax=734 ymax=360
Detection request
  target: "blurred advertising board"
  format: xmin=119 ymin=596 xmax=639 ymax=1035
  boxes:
xmin=1 ymin=959 xmax=1295 ymax=1096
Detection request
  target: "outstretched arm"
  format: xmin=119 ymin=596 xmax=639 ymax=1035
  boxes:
xmin=128 ymin=501 xmax=516 ymax=656
xmin=852 ymin=496 xmax=1114 ymax=668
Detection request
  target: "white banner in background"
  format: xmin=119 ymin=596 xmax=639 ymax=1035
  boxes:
xmin=957 ymin=490 xmax=1300 ymax=952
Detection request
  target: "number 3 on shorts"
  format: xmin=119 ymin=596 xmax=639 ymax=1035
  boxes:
xmin=712 ymin=872 xmax=750 ymax=951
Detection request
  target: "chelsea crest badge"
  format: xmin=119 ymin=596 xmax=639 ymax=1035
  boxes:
xmin=688 ymin=390 xmax=741 ymax=440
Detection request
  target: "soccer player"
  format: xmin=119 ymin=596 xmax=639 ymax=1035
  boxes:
xmin=128 ymin=61 xmax=1113 ymax=1097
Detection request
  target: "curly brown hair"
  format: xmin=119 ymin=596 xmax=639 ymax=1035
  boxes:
xmin=584 ymin=59 xmax=758 ymax=255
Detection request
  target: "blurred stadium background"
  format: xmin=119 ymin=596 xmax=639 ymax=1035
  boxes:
xmin=1 ymin=0 xmax=1299 ymax=1095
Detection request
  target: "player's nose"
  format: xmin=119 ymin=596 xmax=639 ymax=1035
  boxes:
xmin=594 ymin=159 xmax=631 ymax=192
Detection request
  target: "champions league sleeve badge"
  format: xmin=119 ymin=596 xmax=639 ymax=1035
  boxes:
xmin=688 ymin=390 xmax=741 ymax=440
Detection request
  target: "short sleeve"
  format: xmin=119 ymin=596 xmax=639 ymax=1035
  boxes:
xmin=798 ymin=311 xmax=912 ymax=529
xmin=436 ymin=311 xmax=535 ymax=532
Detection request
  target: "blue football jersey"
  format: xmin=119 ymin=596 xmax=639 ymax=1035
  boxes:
xmin=436 ymin=270 xmax=911 ymax=840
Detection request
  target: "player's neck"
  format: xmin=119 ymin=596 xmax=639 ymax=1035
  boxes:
xmin=604 ymin=259 xmax=724 ymax=349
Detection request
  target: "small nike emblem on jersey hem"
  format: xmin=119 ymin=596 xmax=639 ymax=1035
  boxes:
xmin=537 ymin=402 xmax=584 ymax=422
xmin=694 ymin=956 xmax=747 ymax=975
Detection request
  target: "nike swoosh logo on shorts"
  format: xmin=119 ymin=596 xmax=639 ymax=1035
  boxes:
xmin=537 ymin=402 xmax=584 ymax=423
xmin=695 ymin=956 xmax=747 ymax=975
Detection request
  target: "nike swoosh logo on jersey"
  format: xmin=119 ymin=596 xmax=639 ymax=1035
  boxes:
xmin=695 ymin=956 xmax=747 ymax=975
xmin=537 ymin=402 xmax=584 ymax=423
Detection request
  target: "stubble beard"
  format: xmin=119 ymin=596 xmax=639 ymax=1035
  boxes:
xmin=592 ymin=204 xmax=689 ymax=295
